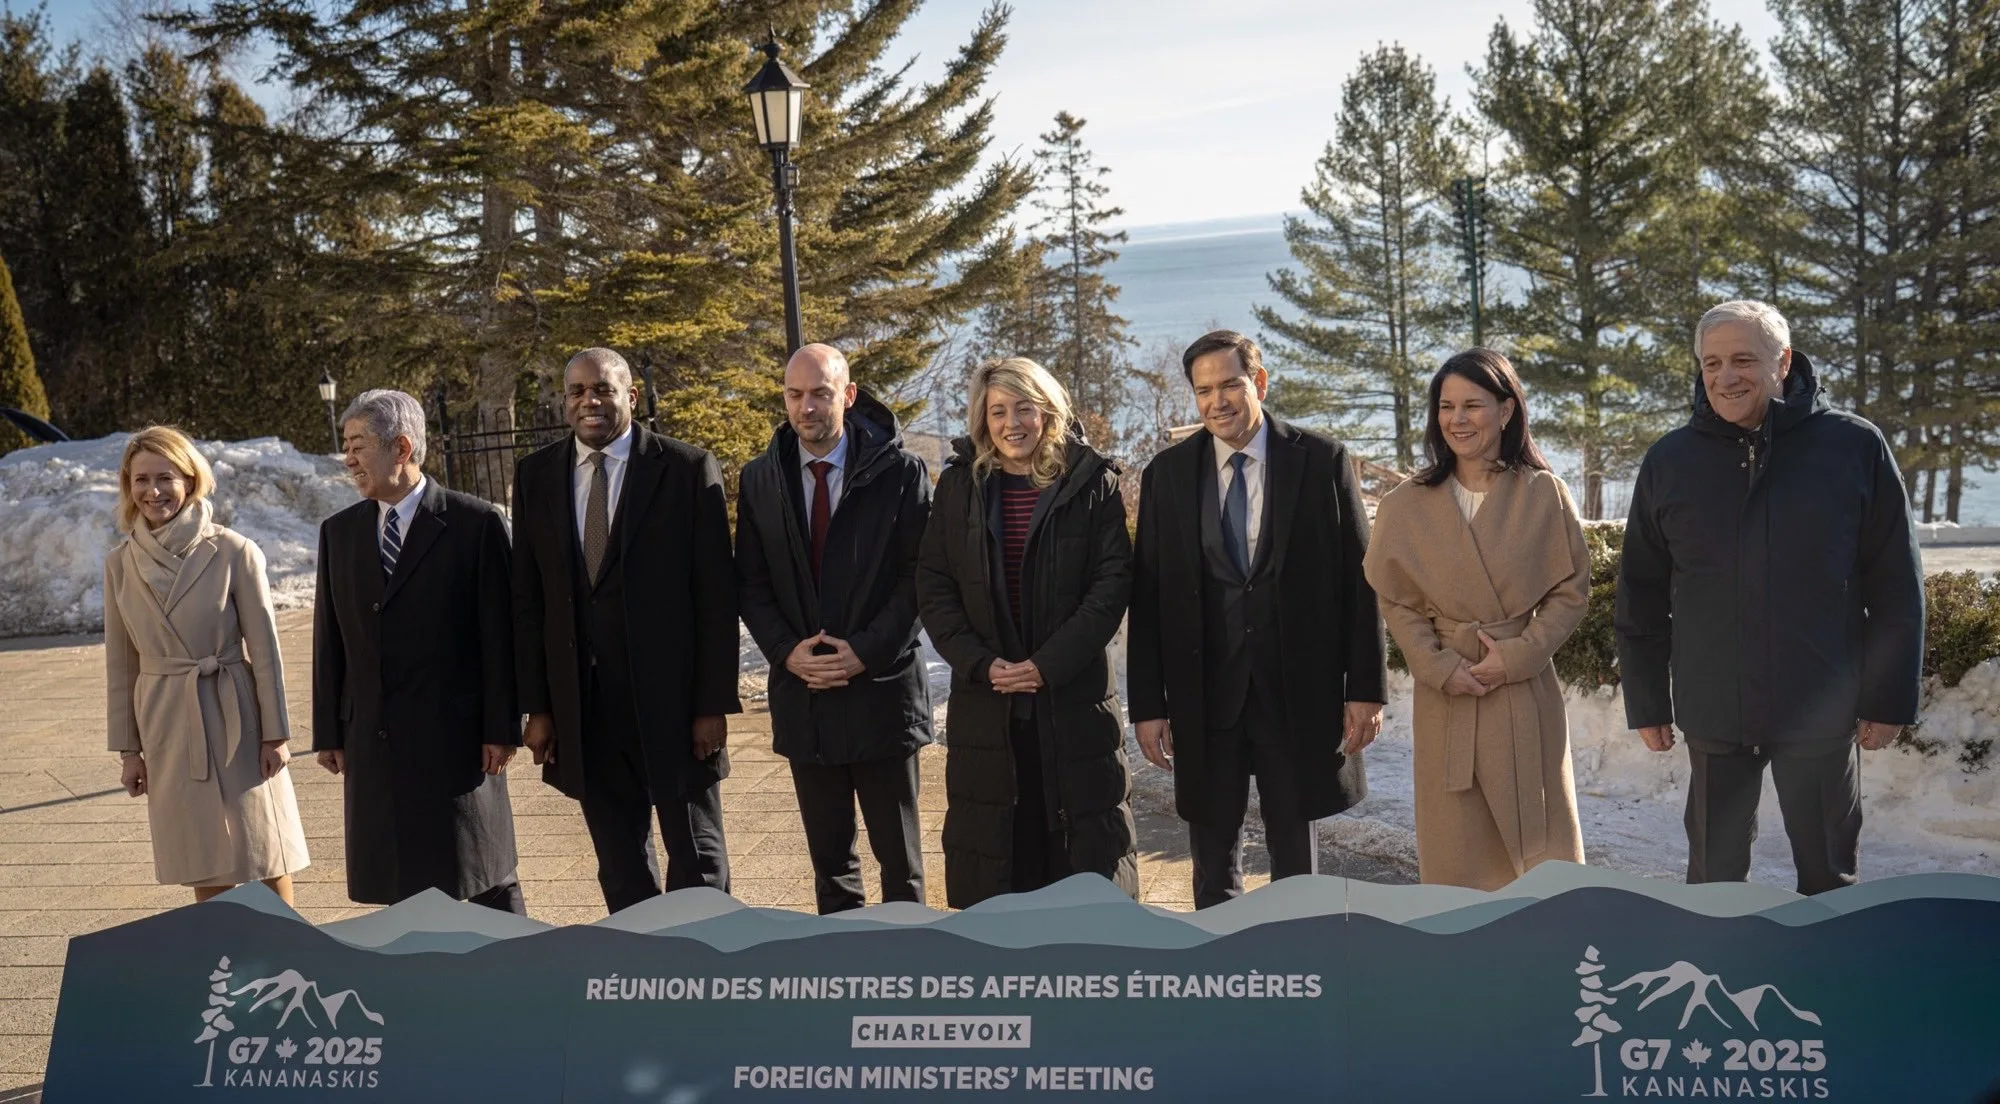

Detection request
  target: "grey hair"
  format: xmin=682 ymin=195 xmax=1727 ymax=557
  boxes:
xmin=340 ymin=388 xmax=428 ymax=465
xmin=1695 ymin=299 xmax=1791 ymax=361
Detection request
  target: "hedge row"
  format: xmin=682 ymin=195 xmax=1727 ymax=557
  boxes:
xmin=1384 ymin=522 xmax=2000 ymax=692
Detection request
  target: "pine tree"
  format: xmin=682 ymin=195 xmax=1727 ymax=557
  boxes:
xmin=968 ymin=232 xmax=1059 ymax=372
xmin=1917 ymin=0 xmax=2000 ymax=520
xmin=1031 ymin=111 xmax=1133 ymax=441
xmin=1255 ymin=45 xmax=1462 ymax=470
xmin=52 ymin=65 xmax=153 ymax=432
xmin=171 ymin=0 xmax=1031 ymax=474
xmin=1475 ymin=0 xmax=1766 ymax=518
xmin=0 ymin=12 xmax=77 ymax=423
xmin=1771 ymin=0 xmax=2000 ymax=521
xmin=1768 ymin=0 xmax=1927 ymax=449
xmin=0 ymin=252 xmax=50 ymax=454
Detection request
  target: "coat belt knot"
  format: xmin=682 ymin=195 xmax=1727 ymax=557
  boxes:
xmin=1429 ymin=612 xmax=1547 ymax=866
xmin=138 ymin=644 xmax=248 ymax=783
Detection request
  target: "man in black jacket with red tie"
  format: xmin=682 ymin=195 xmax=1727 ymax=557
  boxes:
xmin=513 ymin=348 xmax=741 ymax=913
xmin=736 ymin=343 xmax=933 ymax=914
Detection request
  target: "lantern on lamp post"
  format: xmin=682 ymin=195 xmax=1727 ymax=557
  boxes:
xmin=317 ymin=370 xmax=341 ymax=455
xmin=743 ymin=31 xmax=810 ymax=355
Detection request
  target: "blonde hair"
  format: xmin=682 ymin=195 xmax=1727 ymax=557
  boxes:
xmin=968 ymin=357 xmax=1074 ymax=488
xmin=117 ymin=426 xmax=216 ymax=532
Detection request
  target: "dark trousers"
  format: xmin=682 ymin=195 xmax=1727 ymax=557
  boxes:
xmin=578 ymin=675 xmax=730 ymax=914
xmin=1010 ymin=716 xmax=1073 ymax=893
xmin=1189 ymin=693 xmax=1316 ymax=909
xmin=790 ymin=752 xmax=924 ymax=914
xmin=1685 ymin=741 xmax=1861 ymax=896
xmin=466 ymin=879 xmax=527 ymax=915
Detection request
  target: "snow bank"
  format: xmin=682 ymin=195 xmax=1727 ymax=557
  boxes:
xmin=0 ymin=434 xmax=357 ymax=636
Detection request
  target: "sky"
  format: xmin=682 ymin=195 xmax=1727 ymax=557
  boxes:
xmin=30 ymin=0 xmax=1783 ymax=229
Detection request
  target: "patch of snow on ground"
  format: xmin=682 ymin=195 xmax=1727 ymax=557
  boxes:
xmin=742 ymin=627 xmax=1997 ymax=886
xmin=0 ymin=434 xmax=357 ymax=636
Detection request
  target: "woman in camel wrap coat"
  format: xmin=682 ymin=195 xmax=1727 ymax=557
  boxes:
xmin=103 ymin=427 xmax=310 ymax=901
xmin=1364 ymin=350 xmax=1589 ymax=890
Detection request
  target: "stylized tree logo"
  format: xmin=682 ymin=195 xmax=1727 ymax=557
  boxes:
xmin=1571 ymin=946 xmax=1623 ymax=1098
xmin=193 ymin=956 xmax=238 ymax=1088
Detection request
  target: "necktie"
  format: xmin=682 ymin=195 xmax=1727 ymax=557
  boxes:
xmin=380 ymin=507 xmax=402 ymax=577
xmin=1223 ymin=451 xmax=1250 ymax=575
xmin=583 ymin=451 xmax=610 ymax=583
xmin=807 ymin=460 xmax=833 ymax=583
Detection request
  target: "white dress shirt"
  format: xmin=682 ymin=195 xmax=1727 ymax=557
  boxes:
xmin=377 ymin=474 xmax=428 ymax=546
xmin=573 ymin=424 xmax=635 ymax=545
xmin=1214 ymin=418 xmax=1270 ymax=565
xmin=798 ymin=431 xmax=850 ymax=522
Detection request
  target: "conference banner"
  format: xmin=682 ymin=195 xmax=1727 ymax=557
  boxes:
xmin=42 ymin=865 xmax=2000 ymax=1102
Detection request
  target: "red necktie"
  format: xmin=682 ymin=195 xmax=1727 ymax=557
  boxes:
xmin=808 ymin=460 xmax=832 ymax=583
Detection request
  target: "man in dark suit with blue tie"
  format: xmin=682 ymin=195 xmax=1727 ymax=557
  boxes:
xmin=1128 ymin=330 xmax=1387 ymax=908
xmin=513 ymin=348 xmax=741 ymax=913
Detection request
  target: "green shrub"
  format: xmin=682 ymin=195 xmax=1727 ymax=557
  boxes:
xmin=1383 ymin=525 xmax=2000 ymax=693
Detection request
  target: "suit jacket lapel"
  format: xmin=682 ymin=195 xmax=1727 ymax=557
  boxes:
xmin=605 ymin=428 xmax=666 ymax=585
xmin=382 ymin=481 xmax=447 ymax=606
xmin=351 ymin=506 xmax=387 ymax=606
xmin=163 ymin=538 xmax=219 ymax=615
xmin=558 ymin=435 xmax=584 ymax=580
xmin=1263 ymin=415 xmax=1307 ymax=578
xmin=777 ymin=440 xmax=821 ymax=608
xmin=1174 ymin=430 xmax=1209 ymax=570
xmin=1195 ymin=435 xmax=1241 ymax=583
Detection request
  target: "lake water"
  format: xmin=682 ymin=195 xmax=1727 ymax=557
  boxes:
xmin=1105 ymin=215 xmax=1999 ymax=525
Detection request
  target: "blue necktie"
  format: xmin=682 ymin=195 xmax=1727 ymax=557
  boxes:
xmin=381 ymin=508 xmax=402 ymax=577
xmin=1223 ymin=451 xmax=1250 ymax=575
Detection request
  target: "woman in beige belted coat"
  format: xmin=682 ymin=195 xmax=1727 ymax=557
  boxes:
xmin=104 ymin=427 xmax=309 ymax=903
xmin=1363 ymin=350 xmax=1589 ymax=890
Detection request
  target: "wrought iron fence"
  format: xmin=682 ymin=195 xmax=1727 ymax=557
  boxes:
xmin=428 ymin=393 xmax=567 ymax=509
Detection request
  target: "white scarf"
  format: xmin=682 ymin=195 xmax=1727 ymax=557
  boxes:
xmin=128 ymin=497 xmax=213 ymax=601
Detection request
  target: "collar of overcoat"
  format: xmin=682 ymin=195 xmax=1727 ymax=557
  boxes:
xmin=159 ymin=530 xmax=221 ymax=617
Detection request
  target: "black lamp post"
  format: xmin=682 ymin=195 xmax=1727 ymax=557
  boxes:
xmin=317 ymin=370 xmax=340 ymax=454
xmin=743 ymin=31 xmax=810 ymax=355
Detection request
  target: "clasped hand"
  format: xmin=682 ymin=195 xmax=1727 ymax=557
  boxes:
xmin=987 ymin=658 xmax=1044 ymax=694
xmin=786 ymin=633 xmax=865 ymax=690
xmin=1446 ymin=630 xmax=1507 ymax=697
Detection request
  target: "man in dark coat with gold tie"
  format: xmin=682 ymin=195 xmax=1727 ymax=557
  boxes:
xmin=512 ymin=348 xmax=741 ymax=913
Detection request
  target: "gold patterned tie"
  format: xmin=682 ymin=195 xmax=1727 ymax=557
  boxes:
xmin=583 ymin=451 xmax=610 ymax=582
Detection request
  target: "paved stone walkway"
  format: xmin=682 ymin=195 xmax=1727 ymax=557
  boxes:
xmin=0 ymin=611 xmax=1230 ymax=1098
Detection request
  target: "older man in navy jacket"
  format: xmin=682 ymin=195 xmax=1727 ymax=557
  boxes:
xmin=1617 ymin=299 xmax=1925 ymax=894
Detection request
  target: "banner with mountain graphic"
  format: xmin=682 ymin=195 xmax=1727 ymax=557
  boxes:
xmin=42 ymin=864 xmax=2000 ymax=1102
